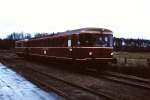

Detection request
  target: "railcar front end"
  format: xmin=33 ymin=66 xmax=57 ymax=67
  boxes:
xmin=72 ymin=31 xmax=116 ymax=65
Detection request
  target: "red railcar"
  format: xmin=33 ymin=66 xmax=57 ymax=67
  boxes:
xmin=15 ymin=28 xmax=116 ymax=67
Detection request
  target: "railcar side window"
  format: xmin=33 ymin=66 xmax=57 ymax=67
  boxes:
xmin=68 ymin=40 xmax=71 ymax=47
xmin=79 ymin=34 xmax=93 ymax=46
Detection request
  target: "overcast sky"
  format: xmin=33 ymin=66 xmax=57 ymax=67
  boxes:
xmin=0 ymin=0 xmax=150 ymax=39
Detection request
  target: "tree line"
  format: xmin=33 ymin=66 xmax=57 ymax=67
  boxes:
xmin=114 ymin=37 xmax=150 ymax=52
xmin=0 ymin=32 xmax=150 ymax=52
xmin=0 ymin=32 xmax=40 ymax=49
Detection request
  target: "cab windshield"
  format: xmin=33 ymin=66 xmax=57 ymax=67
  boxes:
xmin=78 ymin=33 xmax=113 ymax=47
xmin=95 ymin=35 xmax=113 ymax=47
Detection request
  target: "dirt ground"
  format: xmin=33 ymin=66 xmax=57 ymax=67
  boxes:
xmin=113 ymin=52 xmax=150 ymax=67
xmin=108 ymin=52 xmax=150 ymax=78
xmin=0 ymin=50 xmax=150 ymax=100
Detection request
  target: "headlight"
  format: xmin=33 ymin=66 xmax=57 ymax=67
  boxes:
xmin=69 ymin=48 xmax=72 ymax=51
xmin=89 ymin=52 xmax=93 ymax=56
xmin=111 ymin=52 xmax=114 ymax=56
xmin=44 ymin=50 xmax=47 ymax=54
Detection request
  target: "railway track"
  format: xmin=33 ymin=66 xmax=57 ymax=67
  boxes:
xmin=23 ymin=70 xmax=71 ymax=100
xmin=85 ymin=67 xmax=150 ymax=90
xmin=2 ymin=57 xmax=150 ymax=100
xmin=23 ymin=65 xmax=150 ymax=100
xmin=96 ymin=71 xmax=150 ymax=90
xmin=22 ymin=66 xmax=116 ymax=100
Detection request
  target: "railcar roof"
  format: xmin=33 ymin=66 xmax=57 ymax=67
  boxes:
xmin=18 ymin=27 xmax=113 ymax=41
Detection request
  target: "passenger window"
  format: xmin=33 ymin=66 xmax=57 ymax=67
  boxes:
xmin=68 ymin=40 xmax=71 ymax=47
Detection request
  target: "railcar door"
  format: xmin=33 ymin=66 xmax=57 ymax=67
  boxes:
xmin=67 ymin=37 xmax=72 ymax=59
xmin=67 ymin=34 xmax=77 ymax=59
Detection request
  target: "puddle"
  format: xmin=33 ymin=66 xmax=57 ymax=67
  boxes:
xmin=0 ymin=63 xmax=63 ymax=100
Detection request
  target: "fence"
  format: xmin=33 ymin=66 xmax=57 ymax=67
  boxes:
xmin=117 ymin=57 xmax=150 ymax=66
